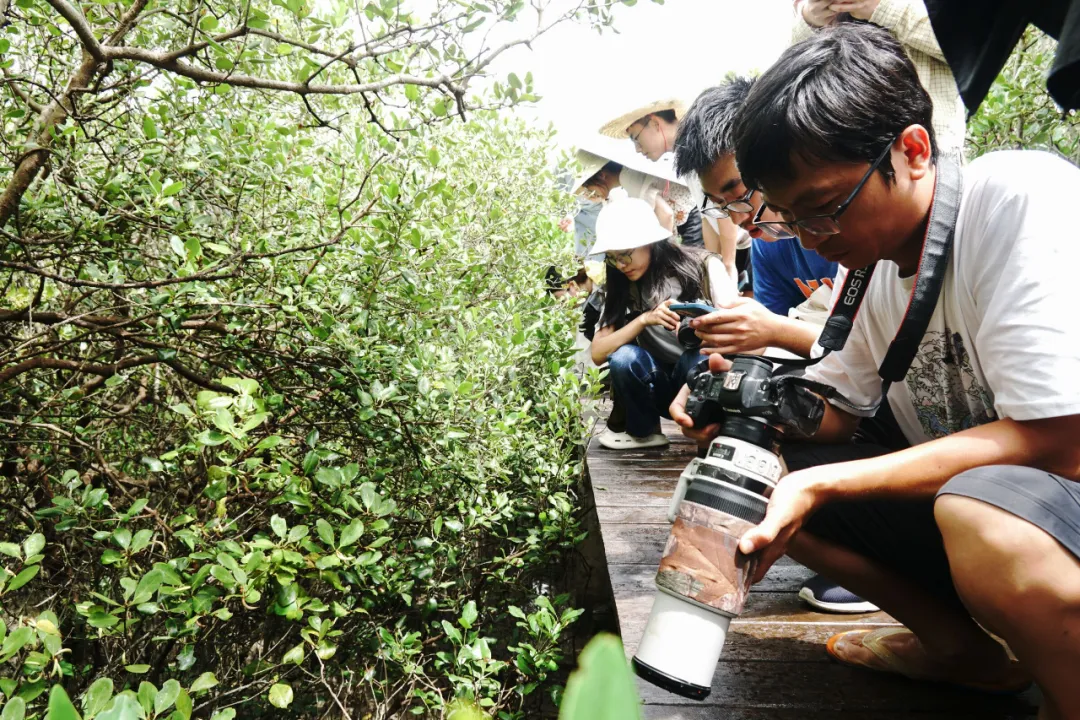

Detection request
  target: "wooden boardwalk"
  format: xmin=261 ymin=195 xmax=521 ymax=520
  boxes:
xmin=587 ymin=417 xmax=1041 ymax=719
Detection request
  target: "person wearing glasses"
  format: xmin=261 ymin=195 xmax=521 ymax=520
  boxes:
xmin=589 ymin=189 xmax=738 ymax=450
xmin=598 ymin=99 xmax=740 ymax=266
xmin=674 ymin=75 xmax=888 ymax=615
xmin=674 ymin=77 xmax=841 ymax=361
xmin=672 ymin=24 xmax=1080 ymax=708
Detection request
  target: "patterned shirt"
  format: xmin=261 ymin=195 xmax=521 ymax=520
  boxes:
xmin=792 ymin=0 xmax=967 ymax=156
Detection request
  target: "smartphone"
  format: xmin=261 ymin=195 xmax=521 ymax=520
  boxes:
xmin=668 ymin=302 xmax=717 ymax=318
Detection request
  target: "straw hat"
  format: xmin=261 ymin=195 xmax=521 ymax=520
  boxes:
xmin=591 ymin=188 xmax=672 ymax=256
xmin=598 ymin=98 xmax=688 ymax=139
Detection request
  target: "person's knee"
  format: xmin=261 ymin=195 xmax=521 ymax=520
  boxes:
xmin=935 ymin=493 xmax=1080 ymax=628
xmin=606 ymin=345 xmax=644 ymax=377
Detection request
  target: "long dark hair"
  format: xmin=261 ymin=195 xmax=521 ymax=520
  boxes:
xmin=600 ymin=240 xmax=709 ymax=329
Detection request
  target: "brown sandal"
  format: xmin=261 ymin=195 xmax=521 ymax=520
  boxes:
xmin=826 ymin=628 xmax=1032 ymax=694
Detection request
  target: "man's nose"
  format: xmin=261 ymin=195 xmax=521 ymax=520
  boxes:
xmin=729 ymin=209 xmax=752 ymax=229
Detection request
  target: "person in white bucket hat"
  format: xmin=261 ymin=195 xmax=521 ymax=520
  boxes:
xmin=590 ymin=189 xmax=738 ymax=450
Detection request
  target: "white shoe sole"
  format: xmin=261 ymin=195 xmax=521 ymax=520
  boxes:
xmin=799 ymin=586 xmax=880 ymax=614
xmin=596 ymin=432 xmax=669 ymax=450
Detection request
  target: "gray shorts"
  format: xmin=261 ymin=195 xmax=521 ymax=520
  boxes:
xmin=783 ymin=441 xmax=1080 ymax=607
xmin=938 ymin=465 xmax=1080 ymax=561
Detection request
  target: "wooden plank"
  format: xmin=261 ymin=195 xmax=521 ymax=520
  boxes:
xmin=591 ymin=490 xmax=675 ymax=508
xmin=632 ymin=664 xmax=1040 ymax=713
xmin=596 ymin=505 xmax=671 ymax=524
xmin=626 ymin=622 xmax=901 ymax=664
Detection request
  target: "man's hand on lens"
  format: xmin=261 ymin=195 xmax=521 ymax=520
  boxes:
xmin=738 ymin=467 xmax=826 ymax=583
xmin=691 ymin=297 xmax=778 ymax=355
xmin=826 ymin=0 xmax=880 ymax=20
xmin=799 ymin=0 xmax=839 ymax=27
xmin=669 ymin=353 xmax=731 ymax=447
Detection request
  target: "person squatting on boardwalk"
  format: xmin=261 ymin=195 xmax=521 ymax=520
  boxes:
xmin=589 ymin=190 xmax=737 ymax=451
xmin=670 ymin=23 xmax=1080 ymax=718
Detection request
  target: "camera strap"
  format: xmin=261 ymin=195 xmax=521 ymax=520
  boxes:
xmin=766 ymin=156 xmax=963 ymax=414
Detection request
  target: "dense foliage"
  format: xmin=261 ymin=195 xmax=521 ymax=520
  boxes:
xmin=0 ymin=0 xmax=628 ymax=717
xmin=967 ymin=27 xmax=1080 ymax=162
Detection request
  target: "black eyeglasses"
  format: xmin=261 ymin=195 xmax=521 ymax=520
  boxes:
xmin=629 ymin=119 xmax=650 ymax=148
xmin=701 ymin=186 xmax=755 ymax=220
xmin=753 ymin=137 xmax=896 ymax=238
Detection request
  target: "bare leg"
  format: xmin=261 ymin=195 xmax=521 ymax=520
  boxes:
xmin=936 ymin=495 xmax=1080 ymax=718
xmin=788 ymin=530 xmax=1014 ymax=680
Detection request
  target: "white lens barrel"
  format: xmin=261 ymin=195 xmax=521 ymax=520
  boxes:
xmin=633 ymin=590 xmax=732 ymax=696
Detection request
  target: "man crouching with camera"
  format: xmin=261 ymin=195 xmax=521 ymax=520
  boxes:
xmin=670 ymin=23 xmax=1080 ymax=719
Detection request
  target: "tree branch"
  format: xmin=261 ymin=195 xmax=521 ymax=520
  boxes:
xmin=0 ymin=354 xmax=158 ymax=384
xmin=44 ymin=0 xmax=105 ymax=61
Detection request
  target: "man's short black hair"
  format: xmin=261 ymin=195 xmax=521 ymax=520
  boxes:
xmin=733 ymin=23 xmax=937 ymax=191
xmin=673 ymin=76 xmax=755 ymax=178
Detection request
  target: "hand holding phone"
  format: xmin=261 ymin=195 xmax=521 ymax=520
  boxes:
xmin=669 ymin=302 xmax=718 ymax=319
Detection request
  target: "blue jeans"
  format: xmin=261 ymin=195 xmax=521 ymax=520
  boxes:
xmin=607 ymin=345 xmax=704 ymax=438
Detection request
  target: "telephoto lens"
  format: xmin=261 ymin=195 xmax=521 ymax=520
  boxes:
xmin=632 ymin=410 xmax=782 ymax=699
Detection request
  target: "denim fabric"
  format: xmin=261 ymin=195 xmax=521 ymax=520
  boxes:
xmin=607 ymin=345 xmax=704 ymax=437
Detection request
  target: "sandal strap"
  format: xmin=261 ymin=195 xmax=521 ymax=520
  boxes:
xmin=859 ymin=627 xmax=925 ymax=679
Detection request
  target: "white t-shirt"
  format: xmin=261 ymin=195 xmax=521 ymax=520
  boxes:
xmin=806 ymin=151 xmax=1080 ymax=446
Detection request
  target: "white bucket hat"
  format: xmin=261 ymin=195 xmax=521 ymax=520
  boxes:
xmin=572 ymin=149 xmax=611 ymax=193
xmin=591 ymin=188 xmax=672 ymax=256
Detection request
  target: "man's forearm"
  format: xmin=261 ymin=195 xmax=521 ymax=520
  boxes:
xmin=808 ymin=416 xmax=1080 ymax=502
xmin=771 ymin=315 xmax=820 ymax=358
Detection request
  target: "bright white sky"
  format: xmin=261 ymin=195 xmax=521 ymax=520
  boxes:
xmin=486 ymin=0 xmax=796 ymax=150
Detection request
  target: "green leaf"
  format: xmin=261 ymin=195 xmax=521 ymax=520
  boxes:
xmin=270 ymin=515 xmax=287 ymax=539
xmin=188 ymin=672 xmax=217 ymax=694
xmin=267 ymin=683 xmax=293 ymax=709
xmin=338 ymin=519 xmax=363 ymax=548
xmin=154 ymin=680 xmax=180 ymax=715
xmin=198 ymin=14 xmax=218 ymax=31
xmin=2 ymin=626 xmax=33 ymax=658
xmin=113 ymin=529 xmax=131 ymax=550
xmin=163 ymin=181 xmax=184 ymax=197
xmin=557 ymin=633 xmax=641 ymax=720
xmin=87 ymin=611 xmax=119 ymax=629
xmin=142 ymin=116 xmax=157 ymax=140
xmin=282 ymin=643 xmax=305 ymax=665
xmin=315 ymin=519 xmax=334 ymax=546
xmin=137 ymin=683 xmax=156 ymax=717
xmin=22 ymin=534 xmax=44 ymax=560
xmin=124 ymin=665 xmax=150 ymax=674
xmin=6 ymin=566 xmax=39 ymax=593
xmin=1 ymin=697 xmax=26 ymax=720
xmin=459 ymin=600 xmax=478 ymax=629
xmin=96 ymin=694 xmax=140 ymax=720
xmin=82 ymin=678 xmax=114 ymax=716
xmin=173 ymin=689 xmax=191 ymax=720
xmin=0 ymin=543 xmax=20 ymax=559
xmin=47 ymin=686 xmax=81 ymax=720
xmin=208 ymin=710 xmax=234 ymax=720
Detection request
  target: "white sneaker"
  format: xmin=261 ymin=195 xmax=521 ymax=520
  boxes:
xmin=596 ymin=429 xmax=669 ymax=450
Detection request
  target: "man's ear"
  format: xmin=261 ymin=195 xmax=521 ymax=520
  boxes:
xmin=898 ymin=125 xmax=933 ymax=181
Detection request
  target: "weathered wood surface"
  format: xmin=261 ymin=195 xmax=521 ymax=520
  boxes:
xmin=586 ymin=417 xmax=1040 ymax=718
